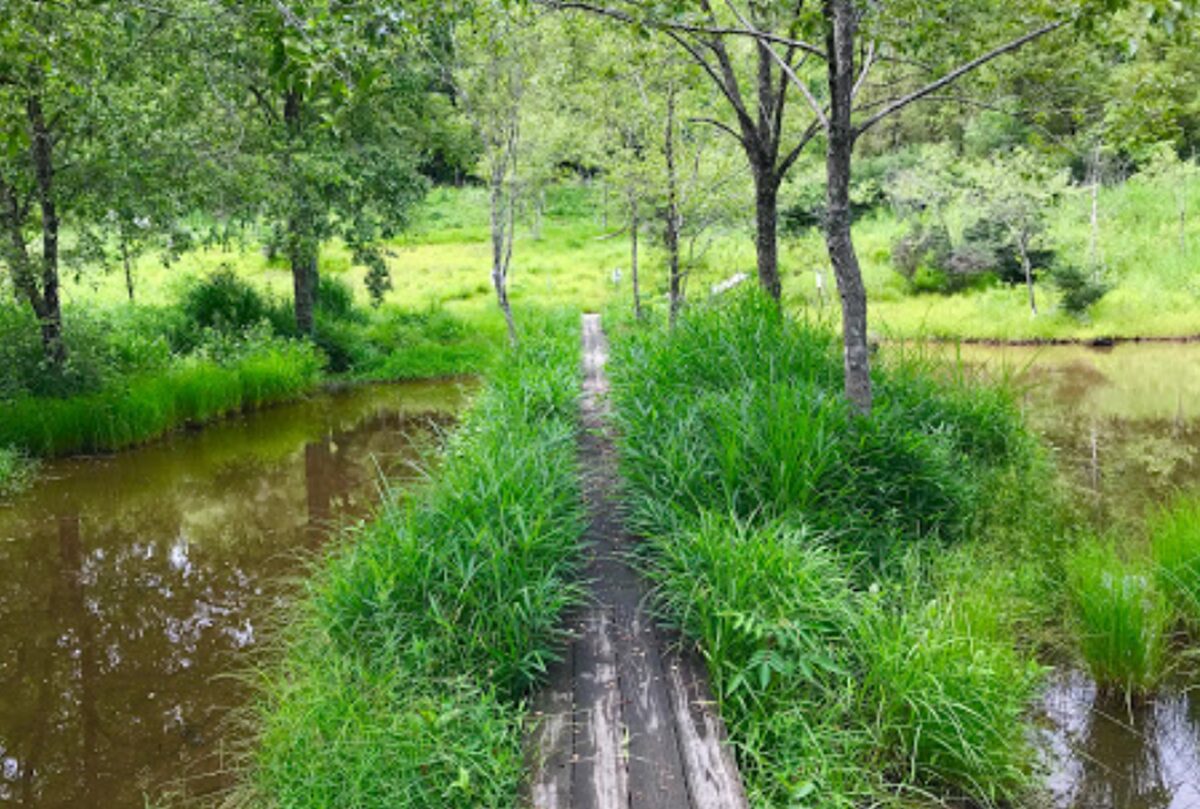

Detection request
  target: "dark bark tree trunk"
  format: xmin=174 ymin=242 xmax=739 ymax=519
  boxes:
xmin=665 ymin=85 xmax=683 ymax=328
xmin=630 ymin=193 xmax=642 ymax=320
xmin=283 ymin=89 xmax=318 ymax=336
xmin=753 ymin=172 xmax=781 ymax=300
xmin=27 ymin=93 xmax=66 ymax=366
xmin=824 ymin=0 xmax=872 ymax=414
xmin=120 ymin=239 xmax=135 ymax=302
xmin=289 ymin=236 xmax=318 ymax=336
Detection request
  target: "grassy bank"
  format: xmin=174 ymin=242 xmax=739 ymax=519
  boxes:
xmin=0 ymin=271 xmax=498 ymax=459
xmin=606 ymin=295 xmax=1067 ymax=807
xmin=234 ymin=314 xmax=583 ymax=808
xmin=0 ymin=339 xmax=322 ymax=455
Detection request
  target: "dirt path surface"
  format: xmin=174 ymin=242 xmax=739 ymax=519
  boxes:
xmin=525 ymin=314 xmax=747 ymax=809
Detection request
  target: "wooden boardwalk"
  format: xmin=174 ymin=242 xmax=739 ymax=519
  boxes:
xmin=525 ymin=314 xmax=747 ymax=809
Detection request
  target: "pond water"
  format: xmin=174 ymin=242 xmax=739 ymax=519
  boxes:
xmin=0 ymin=380 xmax=470 ymax=808
xmin=943 ymin=342 xmax=1200 ymax=809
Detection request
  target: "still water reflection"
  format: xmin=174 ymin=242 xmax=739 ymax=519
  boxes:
xmin=0 ymin=381 xmax=468 ymax=808
xmin=942 ymin=342 xmax=1200 ymax=809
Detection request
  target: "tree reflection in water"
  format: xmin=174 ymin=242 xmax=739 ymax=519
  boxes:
xmin=0 ymin=381 xmax=465 ymax=808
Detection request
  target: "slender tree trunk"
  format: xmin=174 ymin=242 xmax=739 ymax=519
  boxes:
xmin=120 ymin=239 xmax=135 ymax=302
xmin=27 ymin=93 xmax=66 ymax=366
xmin=823 ymin=0 xmax=872 ymax=415
xmin=1019 ymin=233 xmax=1037 ymax=315
xmin=533 ymin=188 xmax=544 ymax=240
xmin=490 ymin=162 xmax=518 ymax=346
xmin=630 ymin=192 xmax=642 ymax=320
xmin=664 ymin=86 xmax=683 ymax=328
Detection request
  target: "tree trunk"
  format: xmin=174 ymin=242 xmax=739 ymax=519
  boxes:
xmin=664 ymin=86 xmax=683 ymax=328
xmin=1019 ymin=234 xmax=1037 ymax=316
xmin=121 ymin=239 xmax=135 ymax=302
xmin=28 ymin=93 xmax=66 ymax=366
xmin=753 ymin=172 xmax=782 ymax=301
xmin=630 ymin=193 xmax=642 ymax=320
xmin=824 ymin=0 xmax=872 ymax=415
xmin=289 ymin=231 xmax=318 ymax=336
xmin=490 ymin=167 xmax=518 ymax=346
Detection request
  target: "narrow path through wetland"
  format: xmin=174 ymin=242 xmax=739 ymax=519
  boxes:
xmin=526 ymin=314 xmax=746 ymax=809
xmin=949 ymin=341 xmax=1200 ymax=809
xmin=0 ymin=381 xmax=470 ymax=808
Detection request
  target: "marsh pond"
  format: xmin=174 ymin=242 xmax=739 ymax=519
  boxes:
xmin=0 ymin=381 xmax=470 ymax=807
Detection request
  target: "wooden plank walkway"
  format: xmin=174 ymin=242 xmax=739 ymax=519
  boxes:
xmin=525 ymin=314 xmax=748 ymax=809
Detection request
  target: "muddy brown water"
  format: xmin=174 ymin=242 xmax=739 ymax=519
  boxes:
xmin=939 ymin=342 xmax=1200 ymax=809
xmin=0 ymin=380 xmax=470 ymax=808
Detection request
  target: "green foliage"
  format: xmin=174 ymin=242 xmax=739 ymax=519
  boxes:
xmin=177 ymin=267 xmax=282 ymax=342
xmin=608 ymin=294 xmax=1048 ymax=806
xmin=246 ymin=314 xmax=584 ymax=807
xmin=1150 ymin=494 xmax=1200 ymax=629
xmin=1066 ymin=540 xmax=1169 ymax=696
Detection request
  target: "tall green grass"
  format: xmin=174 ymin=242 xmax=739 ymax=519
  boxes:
xmin=1065 ymin=541 xmax=1169 ymax=696
xmin=238 ymin=314 xmax=584 ymax=808
xmin=0 ymin=339 xmax=322 ymax=455
xmin=1150 ymin=494 xmax=1200 ymax=630
xmin=607 ymin=293 xmax=1049 ymax=806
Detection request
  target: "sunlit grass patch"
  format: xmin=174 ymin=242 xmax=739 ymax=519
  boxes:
xmin=1150 ymin=494 xmax=1200 ymax=630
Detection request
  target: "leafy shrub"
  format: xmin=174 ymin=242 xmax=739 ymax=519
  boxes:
xmin=316 ymin=274 xmax=362 ymax=323
xmin=178 ymin=265 xmax=274 ymax=336
xmin=1050 ymin=262 xmax=1110 ymax=317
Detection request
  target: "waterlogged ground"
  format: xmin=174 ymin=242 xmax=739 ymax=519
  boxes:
xmin=942 ymin=342 xmax=1200 ymax=809
xmin=0 ymin=381 xmax=469 ymax=808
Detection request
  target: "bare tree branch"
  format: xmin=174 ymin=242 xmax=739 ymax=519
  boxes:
xmin=721 ymin=0 xmax=828 ymax=130
xmin=853 ymin=20 xmax=1066 ymax=138
xmin=689 ymin=116 xmax=747 ymax=146
xmin=536 ymin=0 xmax=827 ymax=59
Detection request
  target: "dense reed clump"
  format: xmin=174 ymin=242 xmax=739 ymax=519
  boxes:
xmin=241 ymin=314 xmax=584 ymax=809
xmin=1150 ymin=494 xmax=1200 ymax=630
xmin=1066 ymin=540 xmax=1169 ymax=696
xmin=607 ymin=293 xmax=1048 ymax=806
xmin=0 ymin=337 xmax=322 ymax=456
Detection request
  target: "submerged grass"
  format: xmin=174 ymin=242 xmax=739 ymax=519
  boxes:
xmin=237 ymin=313 xmax=584 ymax=809
xmin=0 ymin=446 xmax=35 ymax=497
xmin=0 ymin=339 xmax=323 ymax=456
xmin=1065 ymin=540 xmax=1169 ymax=696
xmin=607 ymin=293 xmax=1053 ymax=807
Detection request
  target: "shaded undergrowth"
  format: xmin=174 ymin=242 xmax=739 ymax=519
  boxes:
xmin=607 ymin=294 xmax=1063 ymax=808
xmin=231 ymin=314 xmax=584 ymax=808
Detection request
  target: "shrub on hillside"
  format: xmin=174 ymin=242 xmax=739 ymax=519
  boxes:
xmin=1050 ymin=262 xmax=1110 ymax=317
